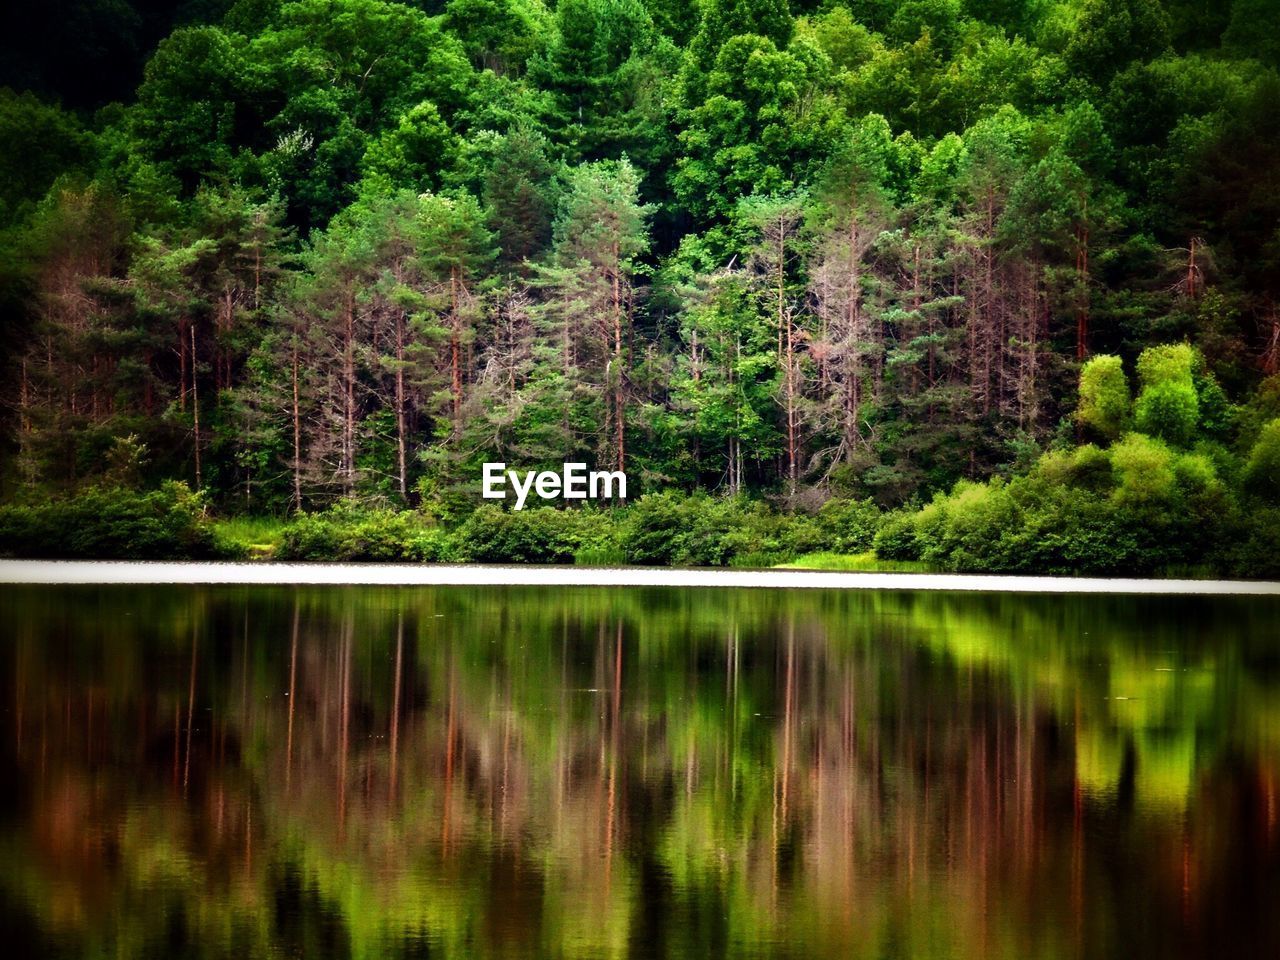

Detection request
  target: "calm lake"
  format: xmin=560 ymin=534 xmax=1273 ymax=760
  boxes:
xmin=1 ymin=584 xmax=1279 ymax=959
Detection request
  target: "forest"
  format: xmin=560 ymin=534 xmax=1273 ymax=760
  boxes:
xmin=1 ymin=0 xmax=1279 ymax=571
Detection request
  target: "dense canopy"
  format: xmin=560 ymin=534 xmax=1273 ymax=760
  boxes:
xmin=1 ymin=0 xmax=1279 ymax=570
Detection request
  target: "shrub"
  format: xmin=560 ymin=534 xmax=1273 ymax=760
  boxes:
xmin=1110 ymin=433 xmax=1177 ymax=507
xmin=0 ymin=482 xmax=219 ymax=560
xmin=1134 ymin=343 xmax=1199 ymax=446
xmin=1135 ymin=381 xmax=1199 ymax=446
xmin=621 ymin=492 xmax=703 ymax=565
xmin=276 ymin=504 xmax=451 ymax=562
xmin=1218 ymin=507 xmax=1280 ymax=580
xmin=814 ymin=498 xmax=883 ymax=553
xmin=621 ymin=493 xmax=824 ymax=567
xmin=914 ymin=479 xmax=1020 ymax=571
xmin=1243 ymin=418 xmax=1280 ymax=503
xmin=1077 ymin=354 xmax=1130 ymax=440
xmin=873 ymin=509 xmax=922 ymax=561
xmin=454 ymin=505 xmax=612 ymax=564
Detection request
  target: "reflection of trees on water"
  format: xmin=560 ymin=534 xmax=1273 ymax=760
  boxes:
xmin=2 ymin=586 xmax=1279 ymax=959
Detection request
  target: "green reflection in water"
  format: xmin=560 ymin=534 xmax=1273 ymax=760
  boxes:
xmin=1 ymin=586 xmax=1278 ymax=959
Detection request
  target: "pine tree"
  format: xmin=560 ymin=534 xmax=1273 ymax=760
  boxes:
xmin=528 ymin=159 xmax=650 ymax=472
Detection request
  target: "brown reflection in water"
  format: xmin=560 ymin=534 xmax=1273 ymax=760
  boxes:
xmin=0 ymin=586 xmax=1278 ymax=959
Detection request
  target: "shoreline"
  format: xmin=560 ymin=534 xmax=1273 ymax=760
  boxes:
xmin=1 ymin=560 xmax=1279 ymax=595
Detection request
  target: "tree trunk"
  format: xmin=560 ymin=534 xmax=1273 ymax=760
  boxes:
xmin=612 ymin=242 xmax=625 ymax=473
xmin=450 ymin=267 xmax=462 ymax=432
xmin=291 ymin=334 xmax=302 ymax=510
xmin=191 ymin=322 xmax=202 ymax=490
xmin=785 ymin=311 xmax=797 ymax=497
xmin=1076 ymin=224 xmax=1090 ymax=361
xmin=344 ymin=292 xmax=356 ymax=495
xmin=395 ymin=311 xmax=407 ymax=500
xmin=179 ymin=318 xmax=188 ymax=413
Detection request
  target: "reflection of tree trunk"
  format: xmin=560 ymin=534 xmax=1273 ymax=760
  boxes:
xmin=781 ymin=620 xmax=794 ymax=823
xmin=1072 ymin=692 xmax=1084 ymax=953
xmin=389 ymin=613 xmax=403 ymax=798
xmin=442 ymin=664 xmax=456 ymax=855
xmin=605 ymin=620 xmax=622 ymax=890
xmin=245 ymin=800 xmax=253 ymax=876
xmin=172 ymin=702 xmax=180 ymax=788
xmin=286 ymin=602 xmax=298 ymax=792
xmin=338 ymin=619 xmax=352 ymax=832
xmin=183 ymin=629 xmax=197 ymax=795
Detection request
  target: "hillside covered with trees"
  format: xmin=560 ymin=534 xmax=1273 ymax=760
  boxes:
xmin=1 ymin=0 xmax=1279 ymax=571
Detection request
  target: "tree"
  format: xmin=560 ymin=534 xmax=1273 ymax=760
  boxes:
xmin=1243 ymin=417 xmax=1280 ymax=502
xmin=674 ymin=33 xmax=845 ymax=223
xmin=670 ymin=263 xmax=780 ymax=494
xmin=1133 ymin=343 xmax=1198 ymax=446
xmin=528 ymin=159 xmax=649 ymax=472
xmin=685 ymin=0 xmax=794 ymax=94
xmin=1065 ymin=0 xmax=1171 ymax=85
xmin=0 ymin=91 xmax=91 ymax=229
xmin=414 ymin=192 xmax=496 ymax=443
xmin=806 ymin=136 xmax=891 ymax=476
xmin=481 ymin=125 xmax=559 ymax=270
xmin=530 ymin=0 xmax=675 ymax=168
xmin=739 ymin=192 xmax=808 ymax=494
xmin=443 ymin=0 xmax=551 ymax=75
xmin=1077 ymin=354 xmax=1130 ymax=441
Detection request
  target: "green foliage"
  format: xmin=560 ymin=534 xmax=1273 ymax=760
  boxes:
xmin=873 ymin=510 xmax=923 ymax=561
xmin=0 ymin=482 xmax=219 ymax=560
xmin=878 ymin=430 xmax=1242 ymax=575
xmin=1 ymin=0 xmax=1279 ymax=578
xmin=1134 ymin=343 xmax=1200 ymax=446
xmin=1077 ymin=354 xmax=1130 ymax=440
xmin=815 ymin=498 xmax=883 ymax=553
xmin=1243 ymin=418 xmax=1280 ymax=503
xmin=0 ymin=90 xmax=90 ymax=227
xmin=276 ymin=504 xmax=454 ymax=562
xmin=454 ymin=504 xmax=616 ymax=563
xmin=1065 ymin=0 xmax=1171 ymax=84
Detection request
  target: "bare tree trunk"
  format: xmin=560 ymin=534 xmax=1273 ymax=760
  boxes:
xmin=1076 ymin=221 xmax=1090 ymax=361
xmin=785 ymin=311 xmax=797 ymax=497
xmin=612 ymin=243 xmax=625 ymax=472
xmin=191 ymin=323 xmax=202 ymax=490
xmin=1264 ymin=308 xmax=1280 ymax=376
xmin=395 ymin=311 xmax=407 ymax=500
xmin=1186 ymin=237 xmax=1199 ymax=300
xmin=847 ymin=209 xmax=863 ymax=455
xmin=179 ymin=318 xmax=188 ymax=413
xmin=291 ymin=335 xmax=302 ymax=510
xmin=450 ymin=266 xmax=462 ymax=432
xmin=343 ymin=293 xmax=356 ymax=495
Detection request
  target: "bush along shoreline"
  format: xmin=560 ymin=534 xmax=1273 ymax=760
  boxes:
xmin=2 ymin=347 xmax=1277 ymax=579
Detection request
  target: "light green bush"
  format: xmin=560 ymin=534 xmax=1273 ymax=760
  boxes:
xmin=1077 ymin=354 xmax=1130 ymax=440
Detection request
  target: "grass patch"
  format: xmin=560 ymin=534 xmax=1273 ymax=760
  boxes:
xmin=777 ymin=551 xmax=931 ymax=573
xmin=212 ymin=515 xmax=289 ymax=559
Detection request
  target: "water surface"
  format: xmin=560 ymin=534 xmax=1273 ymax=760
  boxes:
xmin=1 ymin=585 xmax=1278 ymax=958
